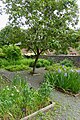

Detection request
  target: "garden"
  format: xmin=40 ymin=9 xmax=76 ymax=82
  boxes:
xmin=0 ymin=0 xmax=80 ymax=119
xmin=0 ymin=45 xmax=80 ymax=120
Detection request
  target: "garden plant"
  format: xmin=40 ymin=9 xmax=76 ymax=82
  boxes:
xmin=2 ymin=0 xmax=79 ymax=73
xmin=0 ymin=75 xmax=52 ymax=119
xmin=0 ymin=45 xmax=51 ymax=71
xmin=45 ymin=65 xmax=80 ymax=94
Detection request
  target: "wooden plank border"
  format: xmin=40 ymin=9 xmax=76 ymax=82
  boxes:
xmin=21 ymin=102 xmax=55 ymax=120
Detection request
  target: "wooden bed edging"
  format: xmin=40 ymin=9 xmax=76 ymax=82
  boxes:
xmin=21 ymin=102 xmax=55 ymax=120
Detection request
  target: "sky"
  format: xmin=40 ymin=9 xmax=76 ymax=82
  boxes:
xmin=0 ymin=0 xmax=80 ymax=30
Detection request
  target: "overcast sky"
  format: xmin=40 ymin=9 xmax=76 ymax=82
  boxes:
xmin=0 ymin=0 xmax=80 ymax=30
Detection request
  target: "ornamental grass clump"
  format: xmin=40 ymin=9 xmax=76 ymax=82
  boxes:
xmin=45 ymin=67 xmax=80 ymax=94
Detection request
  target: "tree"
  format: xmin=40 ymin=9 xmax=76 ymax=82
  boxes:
xmin=0 ymin=25 xmax=25 ymax=46
xmin=2 ymin=0 xmax=79 ymax=73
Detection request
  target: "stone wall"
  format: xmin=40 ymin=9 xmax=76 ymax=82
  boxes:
xmin=40 ymin=55 xmax=80 ymax=67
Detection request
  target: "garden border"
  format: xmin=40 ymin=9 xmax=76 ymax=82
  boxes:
xmin=55 ymin=87 xmax=80 ymax=97
xmin=21 ymin=102 xmax=55 ymax=120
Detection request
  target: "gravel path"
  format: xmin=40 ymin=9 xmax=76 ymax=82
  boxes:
xmin=0 ymin=68 xmax=80 ymax=120
xmin=51 ymin=89 xmax=80 ymax=120
xmin=0 ymin=68 xmax=46 ymax=88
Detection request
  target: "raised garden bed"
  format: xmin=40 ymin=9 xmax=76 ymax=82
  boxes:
xmin=21 ymin=103 xmax=55 ymax=120
xmin=55 ymin=86 xmax=80 ymax=97
xmin=0 ymin=75 xmax=53 ymax=119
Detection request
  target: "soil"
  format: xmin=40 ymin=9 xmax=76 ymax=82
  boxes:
xmin=0 ymin=68 xmax=80 ymax=120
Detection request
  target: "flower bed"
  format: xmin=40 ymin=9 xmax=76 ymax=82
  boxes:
xmin=0 ymin=75 xmax=52 ymax=119
xmin=45 ymin=64 xmax=80 ymax=94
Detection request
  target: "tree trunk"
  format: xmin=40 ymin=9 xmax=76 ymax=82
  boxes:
xmin=32 ymin=54 xmax=39 ymax=74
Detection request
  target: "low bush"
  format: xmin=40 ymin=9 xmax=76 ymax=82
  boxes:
xmin=0 ymin=57 xmax=51 ymax=71
xmin=0 ymin=75 xmax=52 ymax=119
xmin=5 ymin=64 xmax=30 ymax=71
xmin=60 ymin=59 xmax=74 ymax=67
xmin=0 ymin=53 xmax=5 ymax=58
xmin=29 ymin=59 xmax=51 ymax=68
xmin=45 ymin=67 xmax=80 ymax=94
xmin=0 ymin=58 xmax=10 ymax=68
xmin=0 ymin=48 xmax=5 ymax=58
xmin=46 ymin=63 xmax=70 ymax=72
xmin=12 ymin=58 xmax=50 ymax=68
xmin=3 ymin=45 xmax=22 ymax=60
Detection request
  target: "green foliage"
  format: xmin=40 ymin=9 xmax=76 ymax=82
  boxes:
xmin=0 ymin=57 xmax=51 ymax=71
xmin=0 ymin=48 xmax=5 ymax=58
xmin=2 ymin=0 xmax=79 ymax=73
xmin=46 ymin=63 xmax=70 ymax=72
xmin=60 ymin=59 xmax=74 ymax=67
xmin=0 ymin=76 xmax=10 ymax=90
xmin=16 ymin=58 xmax=51 ymax=68
xmin=30 ymin=59 xmax=50 ymax=68
xmin=76 ymin=44 xmax=80 ymax=54
xmin=3 ymin=45 xmax=22 ymax=60
xmin=5 ymin=64 xmax=30 ymax=71
xmin=0 ymin=25 xmax=25 ymax=46
xmin=77 ymin=45 xmax=80 ymax=51
xmin=0 ymin=48 xmax=2 ymax=53
xmin=38 ymin=81 xmax=52 ymax=104
xmin=0 ymin=58 xmax=10 ymax=67
xmin=9 ymin=58 xmax=34 ymax=66
xmin=45 ymin=67 xmax=80 ymax=94
xmin=0 ymin=53 xmax=5 ymax=58
xmin=0 ymin=75 xmax=52 ymax=119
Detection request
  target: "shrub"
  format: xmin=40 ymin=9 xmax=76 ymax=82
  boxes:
xmin=0 ymin=57 xmax=51 ymax=70
xmin=46 ymin=63 xmax=70 ymax=72
xmin=29 ymin=59 xmax=51 ymax=68
xmin=5 ymin=64 xmax=30 ymax=71
xmin=60 ymin=59 xmax=74 ymax=67
xmin=0 ymin=48 xmax=3 ymax=53
xmin=45 ymin=68 xmax=80 ymax=94
xmin=0 ymin=58 xmax=10 ymax=68
xmin=3 ymin=45 xmax=22 ymax=60
xmin=37 ymin=59 xmax=50 ymax=68
xmin=0 ymin=48 xmax=5 ymax=58
xmin=36 ymin=61 xmax=42 ymax=68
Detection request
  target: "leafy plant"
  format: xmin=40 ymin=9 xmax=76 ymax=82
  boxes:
xmin=0 ymin=75 xmax=52 ymax=119
xmin=0 ymin=48 xmax=5 ymax=58
xmin=2 ymin=0 xmax=78 ymax=73
xmin=45 ymin=68 xmax=80 ymax=94
xmin=60 ymin=59 xmax=74 ymax=67
xmin=38 ymin=81 xmax=52 ymax=107
xmin=5 ymin=64 xmax=30 ymax=71
xmin=0 ymin=57 xmax=51 ymax=71
xmin=0 ymin=58 xmax=10 ymax=68
xmin=46 ymin=63 xmax=70 ymax=72
xmin=3 ymin=45 xmax=22 ymax=60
